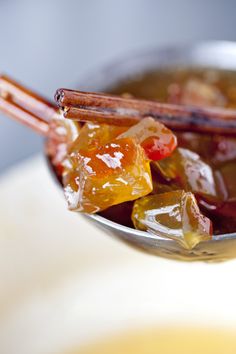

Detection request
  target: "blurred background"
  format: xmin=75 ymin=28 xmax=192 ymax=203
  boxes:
xmin=1 ymin=0 xmax=236 ymax=172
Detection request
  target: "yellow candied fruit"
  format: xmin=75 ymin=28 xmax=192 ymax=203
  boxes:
xmin=132 ymin=190 xmax=212 ymax=250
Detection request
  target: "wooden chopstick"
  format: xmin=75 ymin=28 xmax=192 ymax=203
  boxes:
xmin=0 ymin=75 xmax=56 ymax=121
xmin=55 ymin=88 xmax=236 ymax=135
xmin=0 ymin=96 xmax=49 ymax=135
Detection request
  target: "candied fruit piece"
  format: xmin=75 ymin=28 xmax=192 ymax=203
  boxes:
xmin=117 ymin=117 xmax=177 ymax=161
xmin=69 ymin=122 xmax=127 ymax=153
xmin=63 ymin=137 xmax=152 ymax=213
xmin=154 ymin=148 xmax=220 ymax=200
xmin=152 ymin=181 xmax=179 ymax=195
xmin=167 ymin=83 xmax=182 ymax=104
xmin=132 ymin=190 xmax=212 ymax=249
xmin=150 ymin=165 xmax=180 ymax=195
xmin=220 ymin=161 xmax=236 ymax=199
xmin=176 ymin=132 xmax=213 ymax=162
xmin=46 ymin=115 xmax=80 ymax=174
xmin=211 ymin=214 xmax=236 ymax=235
xmin=211 ymin=137 xmax=236 ymax=165
xmin=180 ymin=79 xmax=226 ymax=107
xmin=214 ymin=161 xmax=236 ymax=218
xmin=176 ymin=132 xmax=236 ymax=167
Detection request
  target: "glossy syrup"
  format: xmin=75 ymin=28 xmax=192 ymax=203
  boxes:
xmin=100 ymin=68 xmax=236 ymax=235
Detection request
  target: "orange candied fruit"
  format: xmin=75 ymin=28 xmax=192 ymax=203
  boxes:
xmin=63 ymin=137 xmax=153 ymax=213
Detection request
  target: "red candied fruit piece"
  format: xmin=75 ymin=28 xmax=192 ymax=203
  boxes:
xmin=117 ymin=117 xmax=177 ymax=161
xmin=141 ymin=135 xmax=177 ymax=161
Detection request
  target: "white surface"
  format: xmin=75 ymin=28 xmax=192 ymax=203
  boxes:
xmin=0 ymin=156 xmax=236 ymax=354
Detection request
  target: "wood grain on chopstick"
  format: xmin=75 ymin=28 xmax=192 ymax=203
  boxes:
xmin=0 ymin=74 xmax=61 ymax=135
xmin=55 ymin=88 xmax=236 ymax=135
xmin=0 ymin=75 xmax=56 ymax=122
xmin=0 ymin=96 xmax=49 ymax=135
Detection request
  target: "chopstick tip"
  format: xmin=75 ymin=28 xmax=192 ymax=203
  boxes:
xmin=54 ymin=88 xmax=65 ymax=106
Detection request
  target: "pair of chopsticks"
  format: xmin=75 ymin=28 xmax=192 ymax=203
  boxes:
xmin=0 ymin=75 xmax=56 ymax=135
xmin=55 ymin=88 xmax=236 ymax=135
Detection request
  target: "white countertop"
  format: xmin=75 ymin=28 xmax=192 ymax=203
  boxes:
xmin=0 ymin=156 xmax=236 ymax=354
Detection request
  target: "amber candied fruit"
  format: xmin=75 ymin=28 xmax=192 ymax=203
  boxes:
xmin=167 ymin=78 xmax=226 ymax=107
xmin=154 ymin=148 xmax=220 ymax=200
xmin=69 ymin=122 xmax=127 ymax=154
xmin=180 ymin=79 xmax=226 ymax=107
xmin=132 ymin=190 xmax=212 ymax=249
xmin=118 ymin=117 xmax=177 ymax=161
xmin=63 ymin=137 xmax=152 ymax=213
